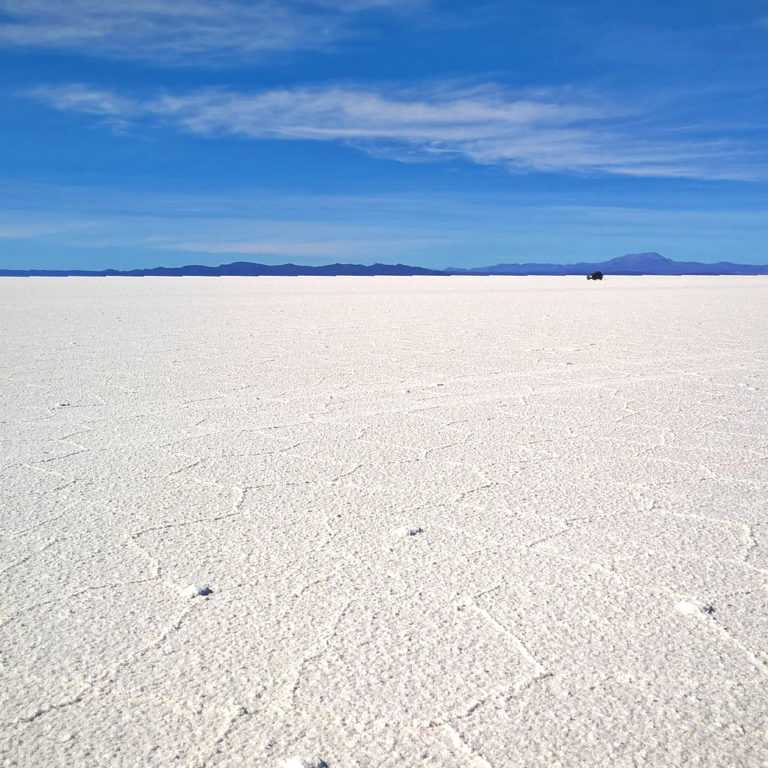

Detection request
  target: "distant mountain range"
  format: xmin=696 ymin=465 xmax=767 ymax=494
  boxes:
xmin=0 ymin=261 xmax=444 ymax=277
xmin=449 ymin=252 xmax=768 ymax=275
xmin=2 ymin=252 xmax=767 ymax=277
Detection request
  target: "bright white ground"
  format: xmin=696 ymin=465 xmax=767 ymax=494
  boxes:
xmin=1 ymin=276 xmax=767 ymax=767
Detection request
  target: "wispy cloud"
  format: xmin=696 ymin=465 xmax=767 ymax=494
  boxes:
xmin=2 ymin=183 xmax=768 ymax=268
xmin=152 ymin=236 xmax=447 ymax=258
xmin=0 ymin=224 xmax=63 ymax=238
xmin=27 ymin=82 xmax=765 ymax=181
xmin=0 ymin=183 xmax=451 ymax=263
xmin=0 ymin=0 xmax=418 ymax=63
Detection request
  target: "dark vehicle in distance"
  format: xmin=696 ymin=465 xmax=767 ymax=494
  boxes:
xmin=587 ymin=271 xmax=604 ymax=281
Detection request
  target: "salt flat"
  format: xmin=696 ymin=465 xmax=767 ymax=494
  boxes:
xmin=1 ymin=276 xmax=767 ymax=767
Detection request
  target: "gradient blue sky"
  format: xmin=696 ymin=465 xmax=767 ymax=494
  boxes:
xmin=3 ymin=0 xmax=768 ymax=269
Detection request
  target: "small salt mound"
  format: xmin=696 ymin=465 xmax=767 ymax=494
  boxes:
xmin=395 ymin=526 xmax=424 ymax=538
xmin=675 ymin=600 xmax=714 ymax=616
xmin=180 ymin=583 xmax=213 ymax=598
xmin=284 ymin=758 xmax=328 ymax=768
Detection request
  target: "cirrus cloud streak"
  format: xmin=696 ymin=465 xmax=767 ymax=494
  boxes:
xmin=27 ymin=82 xmax=765 ymax=181
xmin=0 ymin=0 xmax=420 ymax=63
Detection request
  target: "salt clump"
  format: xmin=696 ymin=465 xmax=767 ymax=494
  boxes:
xmin=181 ymin=583 xmax=213 ymax=598
xmin=395 ymin=526 xmax=424 ymax=538
xmin=675 ymin=600 xmax=713 ymax=616
xmin=284 ymin=758 xmax=328 ymax=768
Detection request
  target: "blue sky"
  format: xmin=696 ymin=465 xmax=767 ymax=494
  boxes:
xmin=3 ymin=0 xmax=768 ymax=269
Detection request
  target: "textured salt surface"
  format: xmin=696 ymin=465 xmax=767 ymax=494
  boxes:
xmin=1 ymin=276 xmax=767 ymax=767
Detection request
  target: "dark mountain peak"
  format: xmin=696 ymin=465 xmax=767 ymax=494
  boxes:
xmin=606 ymin=252 xmax=671 ymax=267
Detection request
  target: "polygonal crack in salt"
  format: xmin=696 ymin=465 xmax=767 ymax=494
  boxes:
xmin=180 ymin=583 xmax=213 ymax=598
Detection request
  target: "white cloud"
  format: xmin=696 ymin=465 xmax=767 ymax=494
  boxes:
xmin=3 ymin=184 xmax=768 ymax=268
xmin=27 ymin=81 xmax=764 ymax=181
xmin=153 ymin=237 xmax=445 ymax=258
xmin=30 ymin=84 xmax=137 ymax=116
xmin=0 ymin=224 xmax=60 ymax=238
xmin=0 ymin=0 xmax=418 ymax=63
